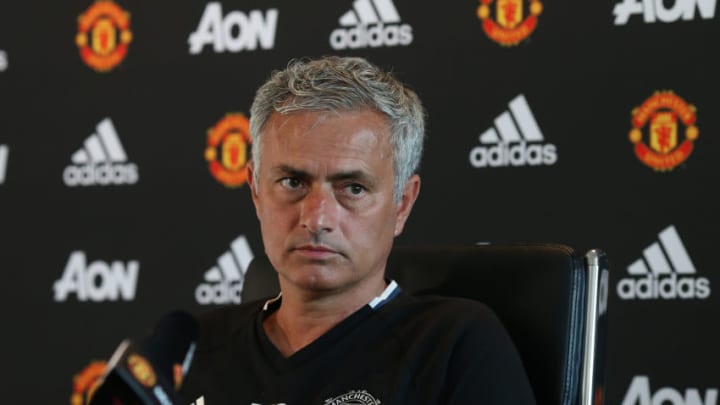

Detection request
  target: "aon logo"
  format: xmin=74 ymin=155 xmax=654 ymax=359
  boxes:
xmin=622 ymin=376 xmax=718 ymax=405
xmin=53 ymin=251 xmax=139 ymax=302
xmin=189 ymin=3 xmax=278 ymax=54
xmin=613 ymin=0 xmax=716 ymax=24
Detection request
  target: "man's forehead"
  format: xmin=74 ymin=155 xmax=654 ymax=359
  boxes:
xmin=265 ymin=150 xmax=379 ymax=177
xmin=267 ymin=110 xmax=334 ymax=133
xmin=259 ymin=109 xmax=394 ymax=178
xmin=262 ymin=110 xmax=390 ymax=156
xmin=266 ymin=109 xmax=390 ymax=136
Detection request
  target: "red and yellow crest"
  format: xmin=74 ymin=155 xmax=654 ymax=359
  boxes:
xmin=477 ymin=0 xmax=542 ymax=46
xmin=205 ymin=113 xmax=252 ymax=188
xmin=76 ymin=0 xmax=132 ymax=72
xmin=629 ymin=91 xmax=699 ymax=171
xmin=127 ymin=353 xmax=157 ymax=387
xmin=70 ymin=361 xmax=107 ymax=405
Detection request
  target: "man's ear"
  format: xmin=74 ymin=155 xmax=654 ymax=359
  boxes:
xmin=394 ymin=174 xmax=421 ymax=236
xmin=247 ymin=160 xmax=260 ymax=217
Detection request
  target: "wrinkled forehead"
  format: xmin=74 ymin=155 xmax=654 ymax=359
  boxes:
xmin=265 ymin=109 xmax=392 ymax=144
xmin=258 ymin=110 xmax=394 ymax=176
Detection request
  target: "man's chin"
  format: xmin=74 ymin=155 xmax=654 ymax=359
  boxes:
xmin=278 ymin=261 xmax=349 ymax=291
xmin=284 ymin=275 xmax=345 ymax=294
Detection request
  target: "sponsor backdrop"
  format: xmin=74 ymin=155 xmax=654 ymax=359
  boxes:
xmin=0 ymin=0 xmax=718 ymax=403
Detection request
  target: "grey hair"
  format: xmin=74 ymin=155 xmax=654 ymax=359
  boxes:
xmin=249 ymin=56 xmax=425 ymax=202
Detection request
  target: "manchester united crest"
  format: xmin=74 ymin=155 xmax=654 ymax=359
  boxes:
xmin=70 ymin=361 xmax=107 ymax=405
xmin=629 ymin=91 xmax=699 ymax=171
xmin=76 ymin=0 xmax=132 ymax=72
xmin=477 ymin=0 xmax=542 ymax=46
xmin=324 ymin=390 xmax=381 ymax=405
xmin=205 ymin=113 xmax=252 ymax=188
xmin=127 ymin=354 xmax=157 ymax=387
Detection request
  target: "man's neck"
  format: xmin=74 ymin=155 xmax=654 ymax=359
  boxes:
xmin=263 ymin=275 xmax=387 ymax=357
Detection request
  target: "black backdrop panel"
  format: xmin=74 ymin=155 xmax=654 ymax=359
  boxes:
xmin=0 ymin=0 xmax=718 ymax=403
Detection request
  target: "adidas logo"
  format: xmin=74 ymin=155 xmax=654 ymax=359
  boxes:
xmin=0 ymin=144 xmax=8 ymax=184
xmin=0 ymin=49 xmax=7 ymax=72
xmin=469 ymin=94 xmax=557 ymax=168
xmin=191 ymin=397 xmax=205 ymax=405
xmin=617 ymin=225 xmax=711 ymax=300
xmin=63 ymin=117 xmax=139 ymax=187
xmin=329 ymin=0 xmax=413 ymax=50
xmin=195 ymin=235 xmax=254 ymax=305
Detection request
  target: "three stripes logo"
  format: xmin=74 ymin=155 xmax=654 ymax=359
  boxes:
xmin=329 ymin=0 xmax=413 ymax=50
xmin=195 ymin=235 xmax=255 ymax=305
xmin=617 ymin=225 xmax=711 ymax=300
xmin=469 ymin=94 xmax=557 ymax=168
xmin=0 ymin=145 xmax=8 ymax=185
xmin=0 ymin=49 xmax=7 ymax=72
xmin=63 ymin=117 xmax=139 ymax=187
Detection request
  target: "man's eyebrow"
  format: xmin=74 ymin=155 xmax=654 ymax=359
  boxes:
xmin=272 ymin=165 xmax=311 ymax=178
xmin=327 ymin=170 xmax=374 ymax=183
xmin=271 ymin=165 xmax=375 ymax=184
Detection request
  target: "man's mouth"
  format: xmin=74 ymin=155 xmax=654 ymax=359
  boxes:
xmin=293 ymin=244 xmax=341 ymax=258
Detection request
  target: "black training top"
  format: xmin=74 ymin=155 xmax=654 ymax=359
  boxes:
xmin=180 ymin=283 xmax=536 ymax=405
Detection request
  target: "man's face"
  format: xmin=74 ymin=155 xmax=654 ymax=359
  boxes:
xmin=248 ymin=109 xmax=419 ymax=294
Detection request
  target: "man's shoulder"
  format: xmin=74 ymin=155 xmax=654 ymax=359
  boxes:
xmin=389 ymin=292 xmax=499 ymax=324
xmin=377 ymin=292 xmax=508 ymax=345
xmin=191 ymin=298 xmax=267 ymax=351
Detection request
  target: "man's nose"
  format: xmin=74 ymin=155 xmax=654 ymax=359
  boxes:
xmin=300 ymin=185 xmax=339 ymax=234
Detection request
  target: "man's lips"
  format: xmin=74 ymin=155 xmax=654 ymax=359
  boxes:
xmin=292 ymin=244 xmax=341 ymax=258
xmin=295 ymin=244 xmax=337 ymax=252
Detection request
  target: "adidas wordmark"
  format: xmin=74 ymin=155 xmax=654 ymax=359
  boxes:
xmin=617 ymin=225 xmax=710 ymax=300
xmin=469 ymin=94 xmax=557 ymax=168
xmin=195 ymin=235 xmax=254 ymax=305
xmin=0 ymin=145 xmax=8 ymax=184
xmin=63 ymin=118 xmax=139 ymax=187
xmin=330 ymin=0 xmax=413 ymax=49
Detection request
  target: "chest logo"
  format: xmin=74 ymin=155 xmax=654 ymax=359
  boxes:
xmin=324 ymin=389 xmax=381 ymax=405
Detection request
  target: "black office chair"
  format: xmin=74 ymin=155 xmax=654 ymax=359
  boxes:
xmin=241 ymin=243 xmax=609 ymax=405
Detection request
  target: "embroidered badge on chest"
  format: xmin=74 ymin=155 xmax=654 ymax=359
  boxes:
xmin=323 ymin=389 xmax=381 ymax=405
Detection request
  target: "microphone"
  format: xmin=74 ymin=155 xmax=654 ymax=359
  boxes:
xmin=88 ymin=311 xmax=199 ymax=405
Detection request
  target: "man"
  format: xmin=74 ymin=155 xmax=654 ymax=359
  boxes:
xmin=180 ymin=56 xmax=535 ymax=405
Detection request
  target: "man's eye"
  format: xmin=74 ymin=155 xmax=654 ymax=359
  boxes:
xmin=346 ymin=183 xmax=366 ymax=196
xmin=280 ymin=178 xmax=303 ymax=189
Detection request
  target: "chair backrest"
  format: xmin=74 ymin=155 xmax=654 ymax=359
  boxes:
xmin=241 ymin=243 xmax=609 ymax=405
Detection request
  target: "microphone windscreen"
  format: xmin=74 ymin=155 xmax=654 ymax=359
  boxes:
xmin=139 ymin=310 xmax=199 ymax=384
xmin=88 ymin=311 xmax=199 ymax=405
